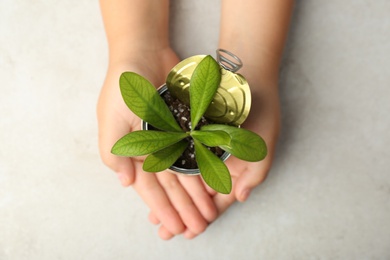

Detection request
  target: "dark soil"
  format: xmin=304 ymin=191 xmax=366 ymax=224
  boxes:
xmin=158 ymin=90 xmax=224 ymax=169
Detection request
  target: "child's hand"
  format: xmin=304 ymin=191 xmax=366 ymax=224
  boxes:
xmin=149 ymin=82 xmax=281 ymax=239
xmin=97 ymin=49 xmax=179 ymax=185
xmin=97 ymin=50 xmax=219 ymax=239
xmin=228 ymin=86 xmax=281 ymax=203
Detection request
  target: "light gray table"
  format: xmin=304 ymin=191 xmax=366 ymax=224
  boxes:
xmin=1 ymin=1 xmax=389 ymax=259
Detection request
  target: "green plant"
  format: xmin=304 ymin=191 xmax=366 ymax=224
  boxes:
xmin=111 ymin=55 xmax=267 ymax=194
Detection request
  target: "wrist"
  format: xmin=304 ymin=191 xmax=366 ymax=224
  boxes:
xmin=107 ymin=44 xmax=173 ymax=66
xmin=104 ymin=47 xmax=180 ymax=88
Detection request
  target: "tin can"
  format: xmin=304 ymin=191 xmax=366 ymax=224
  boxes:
xmin=142 ymin=50 xmax=249 ymax=175
xmin=166 ymin=49 xmax=251 ymax=126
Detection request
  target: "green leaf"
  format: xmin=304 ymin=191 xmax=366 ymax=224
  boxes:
xmin=143 ymin=140 xmax=188 ymax=172
xmin=191 ymin=130 xmax=231 ymax=147
xmin=190 ymin=55 xmax=222 ymax=128
xmin=201 ymin=124 xmax=267 ymax=162
xmin=120 ymin=72 xmax=182 ymax=132
xmin=112 ymin=130 xmax=188 ymax=157
xmin=194 ymin=139 xmax=232 ymax=194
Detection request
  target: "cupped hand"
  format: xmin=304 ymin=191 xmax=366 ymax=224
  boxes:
xmin=150 ymin=83 xmax=281 ymax=239
xmin=97 ymin=49 xmax=219 ymax=239
xmin=97 ymin=48 xmax=180 ymax=185
xmin=228 ymin=86 xmax=281 ymax=203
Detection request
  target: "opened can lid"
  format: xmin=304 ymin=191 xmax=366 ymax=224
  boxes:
xmin=166 ymin=50 xmax=251 ymax=126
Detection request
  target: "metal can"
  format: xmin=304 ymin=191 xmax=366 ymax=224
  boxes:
xmin=166 ymin=49 xmax=251 ymax=126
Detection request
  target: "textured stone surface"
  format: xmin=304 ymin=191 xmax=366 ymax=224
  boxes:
xmin=1 ymin=0 xmax=389 ymax=259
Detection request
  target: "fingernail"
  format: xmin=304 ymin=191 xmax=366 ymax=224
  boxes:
xmin=117 ymin=173 xmax=129 ymax=187
xmin=241 ymin=189 xmax=251 ymax=202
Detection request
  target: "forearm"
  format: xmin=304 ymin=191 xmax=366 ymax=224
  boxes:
xmin=99 ymin=0 xmax=171 ymax=64
xmin=219 ymin=0 xmax=294 ymax=85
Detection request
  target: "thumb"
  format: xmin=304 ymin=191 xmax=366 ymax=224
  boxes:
xmin=234 ymin=160 xmax=271 ymax=202
xmin=98 ymin=121 xmax=136 ymax=187
xmin=97 ymin=101 xmax=136 ymax=187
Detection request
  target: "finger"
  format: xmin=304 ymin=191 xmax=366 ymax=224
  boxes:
xmin=148 ymin=211 xmax=177 ymax=239
xmin=132 ymin=163 xmax=185 ymax=235
xmin=156 ymin=171 xmax=208 ymax=235
xmin=202 ymin=177 xmax=218 ymax=197
xmin=213 ymin=174 xmax=237 ymax=215
xmin=158 ymin=225 xmax=175 ymax=240
xmin=213 ymin=192 xmax=236 ymax=216
xmin=177 ymin=174 xmax=218 ymax=223
xmin=156 ymin=225 xmax=200 ymax=240
xmin=183 ymin=229 xmax=198 ymax=240
xmin=150 ymin=212 xmax=203 ymax=240
xmin=148 ymin=212 xmax=160 ymax=225
xmin=234 ymin=160 xmax=271 ymax=202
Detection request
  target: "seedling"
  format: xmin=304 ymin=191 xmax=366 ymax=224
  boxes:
xmin=111 ymin=55 xmax=267 ymax=194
